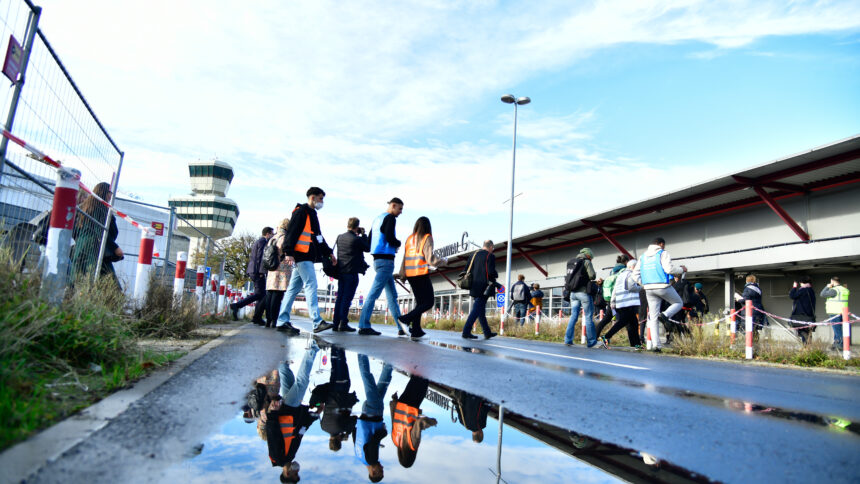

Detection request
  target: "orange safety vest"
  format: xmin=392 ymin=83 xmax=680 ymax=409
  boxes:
xmin=391 ymin=401 xmax=419 ymax=451
xmin=404 ymin=234 xmax=430 ymax=277
xmin=294 ymin=213 xmax=313 ymax=254
xmin=270 ymin=414 xmax=295 ymax=463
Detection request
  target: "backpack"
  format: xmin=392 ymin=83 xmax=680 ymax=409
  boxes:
xmin=262 ymin=236 xmax=281 ymax=271
xmin=603 ymin=273 xmax=619 ymax=300
xmin=512 ymin=282 xmax=527 ymax=302
xmin=564 ymin=257 xmax=587 ymax=292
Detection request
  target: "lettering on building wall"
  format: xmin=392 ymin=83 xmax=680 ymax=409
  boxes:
xmin=434 ymin=231 xmax=470 ymax=258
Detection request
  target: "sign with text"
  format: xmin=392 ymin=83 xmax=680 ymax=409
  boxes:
xmin=151 ymin=221 xmax=164 ymax=236
xmin=434 ymin=231 xmax=472 ymax=259
xmin=2 ymin=35 xmax=22 ymax=83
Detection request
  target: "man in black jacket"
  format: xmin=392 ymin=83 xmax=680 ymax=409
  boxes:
xmin=462 ymin=240 xmax=498 ymax=340
xmin=231 ymin=226 xmax=274 ymax=323
xmin=332 ymin=217 xmax=370 ymax=332
xmin=275 ymin=187 xmax=337 ymax=334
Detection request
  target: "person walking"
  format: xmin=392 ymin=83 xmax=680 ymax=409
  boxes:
xmin=354 ymin=355 xmax=393 ymax=482
xmin=275 ymin=187 xmax=337 ymax=334
xmin=231 ymin=227 xmax=274 ymax=324
xmin=604 ymin=259 xmax=642 ymax=349
xmin=789 ymin=275 xmax=816 ymax=344
xmin=71 ymin=182 xmax=123 ymax=289
xmin=692 ymin=283 xmax=709 ymax=321
xmin=820 ymin=276 xmax=850 ymax=351
xmin=510 ymin=274 xmax=530 ymax=326
xmin=595 ymin=255 xmax=629 ymax=338
xmin=266 ymin=219 xmax=296 ymax=332
xmin=396 ymin=216 xmax=447 ymax=339
xmin=742 ymin=274 xmax=766 ymax=335
xmin=358 ymin=198 xmax=405 ymax=336
xmin=528 ymin=283 xmax=545 ymax=323
xmin=461 ymin=240 xmax=498 ymax=340
xmin=563 ymin=248 xmax=598 ymax=347
xmin=333 ymin=217 xmax=370 ymax=332
xmin=632 ymin=237 xmax=688 ymax=352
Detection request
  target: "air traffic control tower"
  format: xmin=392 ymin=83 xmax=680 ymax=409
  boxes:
xmin=168 ymin=159 xmax=239 ymax=256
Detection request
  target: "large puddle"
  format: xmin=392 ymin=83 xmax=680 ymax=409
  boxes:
xmin=160 ymin=336 xmax=853 ymax=483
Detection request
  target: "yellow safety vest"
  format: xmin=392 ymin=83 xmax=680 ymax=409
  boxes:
xmin=825 ymin=285 xmax=850 ymax=314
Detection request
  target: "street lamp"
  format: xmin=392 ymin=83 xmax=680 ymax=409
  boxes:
xmin=500 ymin=94 xmax=530 ymax=334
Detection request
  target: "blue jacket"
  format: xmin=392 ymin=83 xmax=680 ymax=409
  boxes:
xmin=369 ymin=212 xmax=400 ymax=258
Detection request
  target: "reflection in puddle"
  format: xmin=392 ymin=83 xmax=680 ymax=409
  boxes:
xmin=427 ymin=341 xmax=860 ymax=438
xmin=162 ymin=336 xmax=852 ymax=483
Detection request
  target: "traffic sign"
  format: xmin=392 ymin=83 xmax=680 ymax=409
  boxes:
xmin=496 ymin=293 xmax=505 ymax=308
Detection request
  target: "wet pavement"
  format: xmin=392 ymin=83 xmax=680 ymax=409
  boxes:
xmin=15 ymin=318 xmax=860 ymax=483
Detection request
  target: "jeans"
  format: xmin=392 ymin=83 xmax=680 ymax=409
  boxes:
xmin=277 ymin=260 xmax=323 ymax=328
xmin=358 ymin=354 xmax=392 ymax=417
xmin=565 ymin=291 xmax=596 ymax=346
xmin=358 ymin=259 xmax=401 ymax=329
xmin=831 ymin=313 xmax=844 ymax=346
xmin=645 ymin=286 xmax=683 ymax=349
xmin=279 ymin=344 xmax=319 ymax=407
xmin=463 ymin=295 xmax=493 ymax=336
xmin=334 ymin=273 xmax=359 ymax=325
xmin=513 ymin=302 xmax=528 ymax=326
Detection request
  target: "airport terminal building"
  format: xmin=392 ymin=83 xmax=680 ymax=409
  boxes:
xmin=397 ymin=135 xmax=860 ymax=344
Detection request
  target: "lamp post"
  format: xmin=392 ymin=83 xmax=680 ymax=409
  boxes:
xmin=500 ymin=94 xmax=530 ymax=333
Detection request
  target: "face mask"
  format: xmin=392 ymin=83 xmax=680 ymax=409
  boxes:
xmin=314 ymin=201 xmax=324 ymax=210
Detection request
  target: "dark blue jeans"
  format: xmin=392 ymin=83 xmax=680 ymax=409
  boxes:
xmin=463 ymin=295 xmax=493 ymax=336
xmin=334 ymin=273 xmax=359 ymax=325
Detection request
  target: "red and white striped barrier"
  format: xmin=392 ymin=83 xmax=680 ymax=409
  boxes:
xmin=173 ymin=251 xmax=187 ymax=297
xmin=133 ymin=229 xmax=155 ymax=301
xmin=40 ymin=166 xmax=81 ymax=305
xmin=196 ymin=265 xmax=205 ymax=307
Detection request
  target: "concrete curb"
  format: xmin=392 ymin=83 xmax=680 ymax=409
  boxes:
xmin=0 ymin=323 xmax=248 ymax=484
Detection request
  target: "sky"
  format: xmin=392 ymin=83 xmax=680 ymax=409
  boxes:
xmin=29 ymin=0 xmax=860 ymax=291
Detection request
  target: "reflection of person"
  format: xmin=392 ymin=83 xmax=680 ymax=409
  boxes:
xmin=309 ymin=347 xmax=358 ymax=451
xmin=451 ymin=389 xmax=489 ymax=443
xmin=355 ymin=355 xmax=393 ymax=482
xmin=390 ymin=375 xmax=437 ymax=468
xmin=264 ymin=342 xmax=320 ymax=483
xmin=71 ymin=182 xmax=122 ymax=288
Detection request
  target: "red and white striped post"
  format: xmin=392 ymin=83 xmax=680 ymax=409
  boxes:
xmin=134 ymin=228 xmax=155 ymax=301
xmin=173 ymin=251 xmax=187 ymax=298
xmin=645 ymin=322 xmax=652 ymax=350
xmin=842 ymin=306 xmax=851 ymax=361
xmin=217 ymin=278 xmax=226 ymax=313
xmin=40 ymin=167 xmax=81 ymax=305
xmin=580 ymin=309 xmax=586 ymax=344
xmin=384 ymin=308 xmax=389 ymax=325
xmin=730 ymin=309 xmax=737 ymax=345
xmin=745 ymin=300 xmax=754 ymax=359
xmin=195 ymin=265 xmax=205 ymax=307
xmin=535 ymin=310 xmax=540 ymax=335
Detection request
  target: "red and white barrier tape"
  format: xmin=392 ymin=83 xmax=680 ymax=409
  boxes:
xmin=2 ymin=129 xmax=148 ymax=232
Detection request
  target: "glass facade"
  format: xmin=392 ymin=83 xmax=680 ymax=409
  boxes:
xmin=168 ymin=199 xmax=240 ymax=218
xmin=188 ymin=164 xmax=234 ymax=183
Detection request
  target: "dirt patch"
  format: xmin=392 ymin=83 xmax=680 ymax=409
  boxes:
xmin=136 ymin=322 xmax=245 ymax=353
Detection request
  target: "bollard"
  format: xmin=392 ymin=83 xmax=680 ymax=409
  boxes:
xmin=134 ymin=229 xmax=155 ymax=301
xmin=40 ymin=167 xmax=81 ymax=305
xmin=535 ymin=310 xmax=540 ymax=336
xmin=173 ymin=251 xmax=187 ymax=298
xmin=730 ymin=309 xmax=737 ymax=345
xmin=645 ymin=321 xmax=652 ymax=350
xmin=196 ymin=265 xmax=205 ymax=308
xmin=385 ymin=308 xmax=389 ymax=325
xmin=217 ymin=279 xmax=226 ymax=313
xmin=842 ymin=306 xmax=851 ymax=361
xmin=558 ymin=309 xmax=563 ymax=319
xmin=745 ymin=300 xmax=753 ymax=360
xmin=580 ymin=309 xmax=586 ymax=344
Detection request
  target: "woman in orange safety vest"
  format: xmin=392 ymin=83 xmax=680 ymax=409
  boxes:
xmin=389 ymin=375 xmax=437 ymax=468
xmin=397 ymin=216 xmax=447 ymax=339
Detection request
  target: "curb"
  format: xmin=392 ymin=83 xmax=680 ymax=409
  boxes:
xmin=0 ymin=323 xmax=248 ymax=484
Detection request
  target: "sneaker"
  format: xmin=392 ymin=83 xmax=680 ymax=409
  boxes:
xmin=339 ymin=323 xmax=357 ymax=332
xmin=652 ymin=347 xmax=662 ymax=353
xmin=397 ymin=316 xmax=410 ymax=335
xmin=600 ymin=336 xmax=610 ymax=349
xmin=358 ymin=328 xmax=381 ymax=336
xmin=276 ymin=324 xmax=300 ymax=336
xmin=331 ymin=324 xmax=340 ymax=332
xmin=658 ymin=313 xmax=670 ymax=326
xmin=314 ymin=322 xmax=334 ymax=333
xmin=410 ymin=327 xmax=426 ymax=339
xmin=230 ymin=305 xmax=239 ymax=321
xmin=484 ymin=332 xmax=498 ymax=340
xmin=462 ymin=334 xmax=478 ymax=339
xmin=633 ymin=344 xmax=644 ymax=351
xmin=398 ymin=329 xmax=407 ymax=336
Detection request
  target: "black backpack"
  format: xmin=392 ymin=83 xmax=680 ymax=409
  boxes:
xmin=564 ymin=257 xmax=587 ymax=292
xmin=262 ymin=237 xmax=281 ymax=271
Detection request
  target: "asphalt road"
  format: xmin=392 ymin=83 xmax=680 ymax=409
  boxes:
xmin=9 ymin=317 xmax=860 ymax=483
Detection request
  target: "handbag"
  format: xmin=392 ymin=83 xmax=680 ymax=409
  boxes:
xmin=457 ymin=252 xmax=478 ymax=290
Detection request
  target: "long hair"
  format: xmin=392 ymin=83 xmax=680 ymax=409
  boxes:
xmin=76 ymin=182 xmax=111 ymax=231
xmin=412 ymin=216 xmax=431 ymax=240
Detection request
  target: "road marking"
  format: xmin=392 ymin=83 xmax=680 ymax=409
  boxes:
xmin=484 ymin=343 xmax=650 ymax=370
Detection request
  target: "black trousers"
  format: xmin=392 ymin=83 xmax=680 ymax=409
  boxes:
xmin=267 ymin=290 xmax=285 ymax=325
xmin=398 ymin=376 xmax=429 ymax=408
xmin=403 ymin=275 xmax=434 ymax=328
xmin=605 ymin=306 xmax=641 ymax=346
xmin=235 ymin=275 xmax=267 ymax=322
xmin=594 ymin=306 xmax=614 ymax=337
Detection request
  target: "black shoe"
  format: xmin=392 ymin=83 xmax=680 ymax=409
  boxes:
xmin=314 ymin=322 xmax=334 ymax=333
xmin=652 ymin=347 xmax=662 ymax=353
xmin=410 ymin=327 xmax=426 ymax=339
xmin=230 ymin=305 xmax=238 ymax=321
xmin=398 ymin=329 xmax=407 ymax=336
xmin=484 ymin=332 xmax=498 ymax=340
xmin=462 ymin=334 xmax=478 ymax=339
xmin=359 ymin=328 xmax=382 ymax=336
xmin=340 ymin=323 xmax=357 ymax=332
xmin=252 ymin=319 xmax=265 ymax=326
xmin=658 ymin=313 xmax=670 ymax=326
xmin=276 ymin=324 xmax=300 ymax=336
xmin=331 ymin=322 xmax=340 ymax=332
